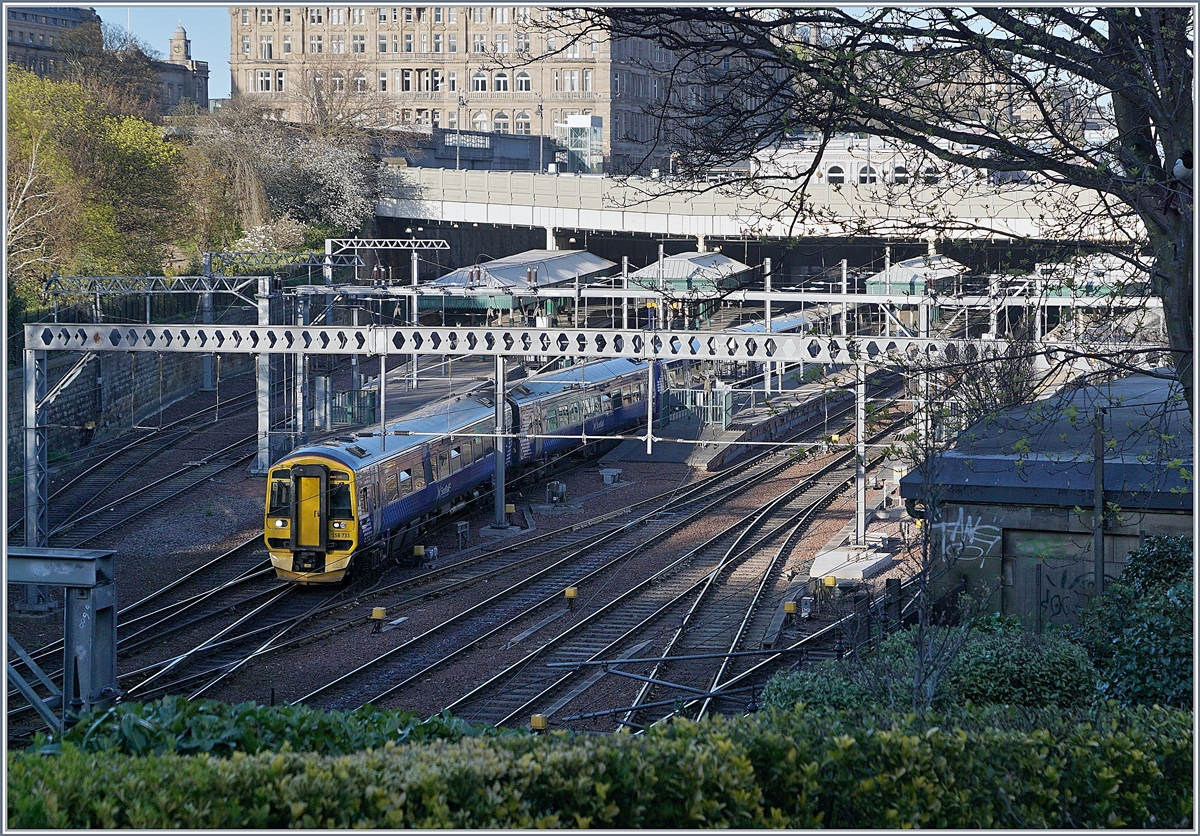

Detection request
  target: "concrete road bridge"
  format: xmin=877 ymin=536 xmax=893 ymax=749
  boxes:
xmin=379 ymin=168 xmax=1129 ymax=252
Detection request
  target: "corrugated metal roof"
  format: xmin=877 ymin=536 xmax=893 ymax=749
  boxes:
xmin=864 ymin=255 xmax=966 ymax=287
xmin=431 ymin=249 xmax=615 ymax=291
xmin=628 ymin=252 xmax=753 ymax=286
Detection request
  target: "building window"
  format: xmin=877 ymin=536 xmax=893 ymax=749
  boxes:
xmin=379 ymin=71 xmax=387 ymax=91
xmin=516 ymin=71 xmax=531 ymax=92
xmin=404 ymin=33 xmax=412 ymax=52
xmin=309 ymin=34 xmax=322 ymax=53
xmin=432 ymin=69 xmax=443 ymax=90
xmin=446 ymin=109 xmax=457 ymax=129
xmin=497 ymin=7 xmax=509 ymax=23
xmin=591 ymin=32 xmax=599 ymax=54
xmin=434 ymin=6 xmax=443 ymax=22
xmin=472 ymin=110 xmax=488 ymax=131
xmin=309 ymin=8 xmax=322 ymax=23
xmin=432 ymin=110 xmax=441 ymax=127
xmin=420 ymin=69 xmax=431 ymax=91
xmin=546 ymin=33 xmax=555 ymax=52
xmin=352 ymin=34 xmax=365 ymax=53
xmin=472 ymin=33 xmax=485 ymax=53
xmin=404 ymin=7 xmax=413 ymax=23
xmin=447 ymin=33 xmax=456 ymax=52
xmin=923 ymin=166 xmax=941 ymax=185
xmin=493 ymin=71 xmax=509 ymax=91
xmin=392 ymin=33 xmax=400 ymax=52
xmin=259 ymin=35 xmax=273 ymax=59
xmin=355 ymin=73 xmax=367 ymax=93
xmin=379 ymin=33 xmax=387 ymax=52
xmin=447 ymin=70 xmax=457 ymax=91
xmin=332 ymin=73 xmax=345 ymax=92
xmin=565 ymin=40 xmax=579 ymax=59
xmin=416 ymin=7 xmax=426 ymax=23
xmin=257 ymin=70 xmax=272 ymax=92
xmin=241 ymin=34 xmax=250 ymax=54
xmin=259 ymin=8 xmax=272 ymax=24
xmin=472 ymin=71 xmax=487 ymax=92
xmin=582 ymin=69 xmax=591 ymax=92
xmin=433 ymin=33 xmax=442 ymax=52
xmin=402 ymin=70 xmax=413 ymax=91
xmin=472 ymin=7 xmax=487 ymax=24
xmin=282 ymin=9 xmax=291 ymax=24
xmin=516 ymin=32 xmax=530 ymax=53
xmin=495 ymin=33 xmax=508 ymax=53
xmin=516 ymin=6 xmax=531 ymax=24
xmin=331 ymin=34 xmax=345 ymax=53
xmin=858 ymin=164 xmax=877 ymax=185
xmin=892 ymin=165 xmax=909 ymax=184
xmin=240 ymin=9 xmax=249 ymax=25
xmin=420 ymin=33 xmax=428 ymax=52
xmin=379 ymin=8 xmax=388 ymax=22
xmin=514 ymin=110 xmax=531 ymax=134
xmin=276 ymin=70 xmax=285 ymax=92
xmin=330 ymin=8 xmax=344 ymax=24
xmin=448 ymin=7 xmax=456 ymax=23
xmin=826 ymin=165 xmax=845 ymax=185
xmin=283 ymin=34 xmax=292 ymax=54
xmin=351 ymin=8 xmax=365 ymax=24
xmin=553 ymin=69 xmax=559 ymax=92
xmin=493 ymin=111 xmax=509 ymax=132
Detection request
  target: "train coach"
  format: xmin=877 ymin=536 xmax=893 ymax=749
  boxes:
xmin=264 ymin=357 xmax=663 ymax=583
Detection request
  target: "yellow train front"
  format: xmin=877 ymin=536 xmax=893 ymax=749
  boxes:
xmin=264 ymin=451 xmax=361 ymax=583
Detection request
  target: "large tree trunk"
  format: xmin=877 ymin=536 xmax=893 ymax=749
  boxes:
xmin=1148 ymin=212 xmax=1194 ymax=415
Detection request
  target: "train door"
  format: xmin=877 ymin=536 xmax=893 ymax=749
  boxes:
xmin=291 ymin=464 xmax=328 ymax=552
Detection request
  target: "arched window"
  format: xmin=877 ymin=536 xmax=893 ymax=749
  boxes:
xmin=514 ymin=110 xmax=532 ymax=135
xmin=493 ymin=71 xmax=509 ymax=91
xmin=516 ymin=71 xmax=531 ymax=92
xmin=858 ymin=165 xmax=877 ymax=184
xmin=471 ymin=110 xmax=488 ymax=131
xmin=493 ymin=111 xmax=509 ymax=133
xmin=472 ymin=70 xmax=487 ymax=92
xmin=892 ymin=165 xmax=908 ymax=184
xmin=826 ymin=165 xmax=845 ymax=185
xmin=923 ymin=166 xmax=941 ymax=185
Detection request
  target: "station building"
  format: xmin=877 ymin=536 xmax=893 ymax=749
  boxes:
xmin=227 ymin=6 xmax=677 ymax=173
xmin=900 ymin=370 xmax=1192 ymax=629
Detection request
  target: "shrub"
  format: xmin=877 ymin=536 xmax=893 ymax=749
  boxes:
xmin=8 ymin=704 xmax=1191 ymax=829
xmin=1117 ymin=535 xmax=1192 ymax=596
xmin=763 ymin=623 xmax=1098 ymax=712
xmin=46 ymin=698 xmax=518 ymax=758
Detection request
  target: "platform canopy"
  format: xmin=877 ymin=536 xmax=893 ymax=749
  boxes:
xmin=628 ymin=251 xmax=753 ymax=296
xmin=426 ymin=249 xmax=617 ymax=310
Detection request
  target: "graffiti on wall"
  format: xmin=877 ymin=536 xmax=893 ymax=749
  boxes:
xmin=931 ymin=506 xmax=1003 ymax=563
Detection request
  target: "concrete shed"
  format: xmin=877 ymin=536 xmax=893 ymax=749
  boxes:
xmin=899 ymin=370 xmax=1192 ymax=628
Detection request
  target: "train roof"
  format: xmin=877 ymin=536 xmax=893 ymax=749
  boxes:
xmin=732 ymin=312 xmax=808 ymax=334
xmin=508 ymin=357 xmax=649 ymax=401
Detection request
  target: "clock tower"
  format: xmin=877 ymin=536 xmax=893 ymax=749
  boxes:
xmin=169 ymin=22 xmax=190 ymax=62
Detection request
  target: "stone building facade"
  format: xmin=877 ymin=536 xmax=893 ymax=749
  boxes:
xmin=5 ymin=6 xmax=99 ymax=76
xmin=227 ymin=6 xmax=673 ymax=173
xmin=153 ymin=23 xmax=210 ymax=112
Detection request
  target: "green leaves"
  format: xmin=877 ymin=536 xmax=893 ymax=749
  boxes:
xmin=9 ymin=704 xmax=1192 ymax=828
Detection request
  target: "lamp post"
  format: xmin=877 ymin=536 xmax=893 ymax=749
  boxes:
xmin=456 ymin=94 xmax=466 ymax=170
xmin=535 ymin=101 xmax=544 ymax=172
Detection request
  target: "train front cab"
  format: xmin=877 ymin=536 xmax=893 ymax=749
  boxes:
xmin=264 ymin=459 xmax=357 ymax=583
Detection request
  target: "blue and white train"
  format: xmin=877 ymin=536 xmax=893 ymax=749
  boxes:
xmin=264 ymin=358 xmax=664 ymax=583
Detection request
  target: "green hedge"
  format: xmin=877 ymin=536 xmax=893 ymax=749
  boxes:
xmin=48 ymin=698 xmax=516 ymax=758
xmin=9 ymin=704 xmax=1191 ymax=828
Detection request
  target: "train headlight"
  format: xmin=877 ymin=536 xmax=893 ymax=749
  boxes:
xmin=274 ymin=519 xmax=287 ymax=528
xmin=332 ymin=521 xmax=346 ymax=529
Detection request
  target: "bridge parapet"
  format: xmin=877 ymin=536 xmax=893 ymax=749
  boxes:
xmin=378 ymin=167 xmax=1127 ymax=243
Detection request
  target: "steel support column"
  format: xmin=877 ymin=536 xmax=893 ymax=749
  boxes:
xmin=200 ymin=289 xmax=215 ymax=390
xmin=253 ymin=277 xmax=273 ymax=474
xmin=493 ymin=354 xmax=507 ymax=528
xmin=856 ymin=362 xmax=866 ymax=546
xmin=764 ymin=257 xmax=772 ymax=397
xmin=21 ymin=348 xmax=51 ymax=609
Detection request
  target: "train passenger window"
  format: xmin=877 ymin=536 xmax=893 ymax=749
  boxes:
xmin=570 ymin=402 xmax=581 ymax=423
xmin=399 ymin=469 xmax=412 ymax=494
xmin=436 ymin=451 xmax=449 ymax=480
xmin=449 ymin=447 xmax=462 ymax=473
xmin=481 ymin=435 xmax=494 ymax=455
xmin=558 ymin=405 xmax=569 ymax=426
xmin=460 ymin=444 xmax=473 ymax=466
xmin=385 ymin=472 xmax=399 ymax=502
xmin=268 ymin=480 xmax=292 ymax=514
xmin=610 ymin=391 xmax=623 ymax=408
xmin=472 ymin=437 xmax=484 ymax=459
xmin=546 ymin=412 xmax=558 ymax=432
xmin=329 ymin=483 xmax=352 ymax=519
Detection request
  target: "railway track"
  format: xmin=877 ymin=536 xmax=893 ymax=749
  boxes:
xmin=437 ymin=450 xmax=867 ymax=728
xmin=8 ymin=389 xmax=258 ymax=544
